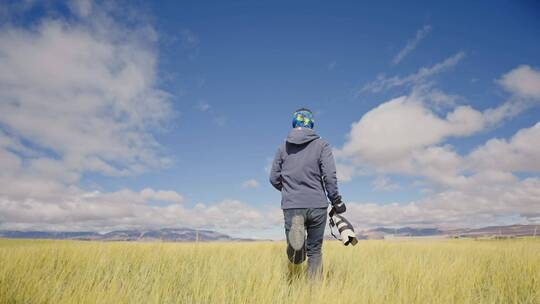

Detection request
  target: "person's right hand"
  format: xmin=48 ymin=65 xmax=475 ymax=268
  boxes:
xmin=332 ymin=196 xmax=346 ymax=214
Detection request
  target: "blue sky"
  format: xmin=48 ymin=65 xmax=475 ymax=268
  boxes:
xmin=0 ymin=0 xmax=539 ymax=239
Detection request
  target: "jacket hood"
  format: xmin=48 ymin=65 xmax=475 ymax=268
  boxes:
xmin=286 ymin=127 xmax=320 ymax=145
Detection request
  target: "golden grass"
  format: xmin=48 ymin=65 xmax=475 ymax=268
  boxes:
xmin=1 ymin=238 xmax=539 ymax=304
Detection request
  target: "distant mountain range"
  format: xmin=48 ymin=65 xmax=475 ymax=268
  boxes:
xmin=444 ymin=224 xmax=540 ymax=238
xmin=1 ymin=224 xmax=538 ymax=242
xmin=356 ymin=224 xmax=540 ymax=239
xmin=0 ymin=228 xmax=252 ymax=242
xmin=370 ymin=227 xmax=444 ymax=236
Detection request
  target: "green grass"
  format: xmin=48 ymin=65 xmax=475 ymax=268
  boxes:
xmin=1 ymin=238 xmax=539 ymax=303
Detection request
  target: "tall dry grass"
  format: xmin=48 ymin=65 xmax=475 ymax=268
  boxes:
xmin=1 ymin=238 xmax=539 ymax=303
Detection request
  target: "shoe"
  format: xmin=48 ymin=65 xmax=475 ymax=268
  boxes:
xmin=288 ymin=215 xmax=305 ymax=251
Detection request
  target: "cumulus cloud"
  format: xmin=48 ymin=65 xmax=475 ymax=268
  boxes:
xmin=0 ymin=13 xmax=171 ymax=177
xmin=346 ymin=176 xmax=540 ymax=229
xmin=468 ymin=122 xmax=540 ymax=173
xmin=336 ymin=161 xmax=358 ymax=182
xmin=337 ymin=96 xmax=483 ymax=172
xmin=393 ymin=25 xmax=432 ymax=65
xmin=0 ymin=193 xmax=281 ymax=232
xmin=497 ymin=65 xmax=540 ymax=100
xmin=339 ymin=65 xmax=540 ymax=182
xmin=337 ymin=64 xmax=540 ymax=228
xmin=0 ymin=2 xmax=280 ymax=235
xmin=0 ymin=137 xmax=279 ymax=233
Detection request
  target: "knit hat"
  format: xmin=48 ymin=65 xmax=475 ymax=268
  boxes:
xmin=292 ymin=108 xmax=314 ymax=129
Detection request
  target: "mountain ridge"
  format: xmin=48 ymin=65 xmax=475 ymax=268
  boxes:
xmin=0 ymin=228 xmax=253 ymax=242
xmin=356 ymin=224 xmax=539 ymax=239
xmin=1 ymin=224 xmax=538 ymax=241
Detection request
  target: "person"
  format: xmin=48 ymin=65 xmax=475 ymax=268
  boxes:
xmin=269 ymin=108 xmax=346 ymax=280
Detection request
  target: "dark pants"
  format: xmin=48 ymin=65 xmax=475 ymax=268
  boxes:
xmin=283 ymin=208 xmax=327 ymax=279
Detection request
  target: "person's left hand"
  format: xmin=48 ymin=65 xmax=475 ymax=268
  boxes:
xmin=332 ymin=196 xmax=346 ymax=214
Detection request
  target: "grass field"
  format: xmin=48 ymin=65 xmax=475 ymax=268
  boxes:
xmin=1 ymin=238 xmax=539 ymax=304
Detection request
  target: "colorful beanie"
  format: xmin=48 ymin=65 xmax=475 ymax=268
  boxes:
xmin=292 ymin=108 xmax=315 ymax=129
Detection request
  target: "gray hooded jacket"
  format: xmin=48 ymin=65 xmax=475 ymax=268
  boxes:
xmin=269 ymin=127 xmax=340 ymax=209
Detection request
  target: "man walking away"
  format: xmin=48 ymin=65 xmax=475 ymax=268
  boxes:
xmin=269 ymin=108 xmax=346 ymax=280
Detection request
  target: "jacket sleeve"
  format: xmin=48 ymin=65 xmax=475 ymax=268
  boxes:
xmin=269 ymin=145 xmax=284 ymax=191
xmin=320 ymin=141 xmax=340 ymax=202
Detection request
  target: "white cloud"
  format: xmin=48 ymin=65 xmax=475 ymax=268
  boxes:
xmin=241 ymin=179 xmax=259 ymax=189
xmin=0 ymin=142 xmax=281 ymax=234
xmin=337 ymin=95 xmax=484 ymax=170
xmin=409 ymin=83 xmax=461 ymax=110
xmin=468 ymin=122 xmax=540 ymax=173
xmin=497 ymin=65 xmax=540 ymax=100
xmin=0 ymin=2 xmax=283 ymax=236
xmin=0 ymin=191 xmax=281 ymax=232
xmin=393 ymin=25 xmax=432 ymax=65
xmin=0 ymin=13 xmax=170 ymax=177
xmin=337 ymin=64 xmax=540 ymax=229
xmin=0 ymin=3 xmax=164 ymax=226
xmin=340 ymin=65 xmax=540 ymax=184
xmin=361 ymin=52 xmax=465 ymax=93
xmin=346 ymin=177 xmax=540 ymax=229
xmin=336 ymin=161 xmax=358 ymax=182
xmin=140 ymin=188 xmax=184 ymax=203
xmin=0 ymin=3 xmax=341 ymax=239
